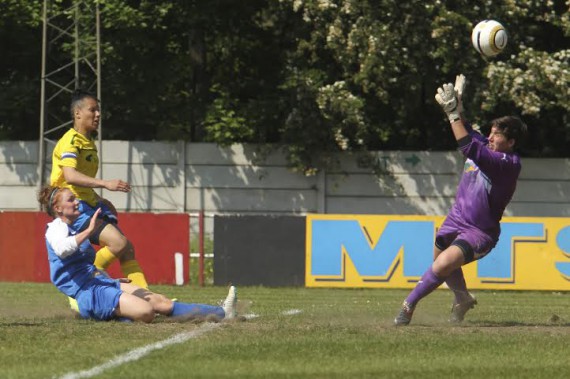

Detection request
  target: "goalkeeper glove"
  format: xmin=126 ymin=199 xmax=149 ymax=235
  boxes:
xmin=435 ymin=83 xmax=460 ymax=123
xmin=454 ymin=74 xmax=466 ymax=115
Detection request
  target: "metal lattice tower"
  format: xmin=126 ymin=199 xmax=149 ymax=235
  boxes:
xmin=37 ymin=0 xmax=102 ymax=200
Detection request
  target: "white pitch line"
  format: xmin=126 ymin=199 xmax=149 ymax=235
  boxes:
xmin=244 ymin=308 xmax=302 ymax=319
xmin=57 ymin=323 xmax=219 ymax=379
xmin=281 ymin=309 xmax=302 ymax=316
xmin=57 ymin=308 xmax=302 ymax=379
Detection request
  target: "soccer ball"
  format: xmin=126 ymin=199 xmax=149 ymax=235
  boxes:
xmin=471 ymin=20 xmax=508 ymax=58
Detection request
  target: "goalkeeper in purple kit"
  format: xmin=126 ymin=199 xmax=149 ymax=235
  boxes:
xmin=394 ymin=75 xmax=528 ymax=325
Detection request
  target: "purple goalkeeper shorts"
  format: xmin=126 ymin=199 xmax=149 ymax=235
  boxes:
xmin=435 ymin=215 xmax=497 ymax=263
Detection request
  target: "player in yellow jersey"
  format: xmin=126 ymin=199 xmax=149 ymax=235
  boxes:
xmin=51 ymin=89 xmax=149 ymax=298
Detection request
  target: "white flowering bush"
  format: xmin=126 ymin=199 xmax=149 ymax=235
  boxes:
xmin=485 ymin=48 xmax=570 ymax=115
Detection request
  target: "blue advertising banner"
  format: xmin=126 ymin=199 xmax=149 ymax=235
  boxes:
xmin=306 ymin=214 xmax=570 ymax=290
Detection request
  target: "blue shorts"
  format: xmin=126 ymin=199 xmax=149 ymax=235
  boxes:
xmin=435 ymin=215 xmax=497 ymax=263
xmin=73 ymin=200 xmax=120 ymax=244
xmin=76 ymin=273 xmax=123 ymax=321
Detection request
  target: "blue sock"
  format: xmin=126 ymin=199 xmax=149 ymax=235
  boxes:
xmin=405 ymin=266 xmax=444 ymax=307
xmin=170 ymin=302 xmax=225 ymax=319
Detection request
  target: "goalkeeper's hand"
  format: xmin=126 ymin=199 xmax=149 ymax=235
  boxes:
xmin=454 ymin=74 xmax=466 ymax=115
xmin=435 ymin=83 xmax=460 ymax=123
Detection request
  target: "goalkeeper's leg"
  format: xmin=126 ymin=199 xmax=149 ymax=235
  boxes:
xmin=445 ymin=268 xmax=474 ymax=302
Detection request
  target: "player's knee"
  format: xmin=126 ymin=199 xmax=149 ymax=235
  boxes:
xmin=432 ymin=262 xmax=449 ymax=277
xmin=135 ymin=303 xmax=156 ymax=323
xmin=150 ymin=294 xmax=173 ymax=315
xmin=119 ymin=239 xmax=135 ymax=259
xmin=433 ymin=256 xmax=462 ymax=278
xmin=139 ymin=309 xmax=155 ymax=323
xmin=109 ymin=237 xmax=133 ymax=259
xmin=116 ymin=235 xmax=129 ymax=252
xmin=101 ymin=235 xmax=128 ymax=255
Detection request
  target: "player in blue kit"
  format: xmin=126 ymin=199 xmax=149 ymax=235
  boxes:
xmin=38 ymin=185 xmax=237 ymax=322
xmin=394 ymin=75 xmax=528 ymax=325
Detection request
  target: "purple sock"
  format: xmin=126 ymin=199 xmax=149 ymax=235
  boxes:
xmin=445 ymin=268 xmax=470 ymax=302
xmin=405 ymin=266 xmax=444 ymax=307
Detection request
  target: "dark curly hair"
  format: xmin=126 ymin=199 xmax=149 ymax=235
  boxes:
xmin=491 ymin=116 xmax=528 ymax=150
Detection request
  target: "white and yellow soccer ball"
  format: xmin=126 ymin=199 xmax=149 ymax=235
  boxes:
xmin=471 ymin=20 xmax=508 ymax=58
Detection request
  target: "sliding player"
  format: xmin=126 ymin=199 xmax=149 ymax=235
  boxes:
xmin=39 ymin=185 xmax=237 ymax=322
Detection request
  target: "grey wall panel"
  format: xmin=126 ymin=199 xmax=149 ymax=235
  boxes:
xmin=101 ymin=187 xmax=183 ymax=212
xmin=326 ymin=196 xmax=455 ymax=216
xmin=213 ymin=215 xmax=305 ymax=286
xmin=102 ymin=141 xmax=181 ymax=164
xmin=505 ymin=203 xmax=570 ymax=217
xmin=185 ymin=165 xmax=316 ymax=189
xmin=0 ymin=187 xmax=38 ymax=209
xmin=520 ymin=159 xmax=570 ymax=180
xmin=0 ymin=164 xmax=38 ymax=185
xmin=186 ymin=143 xmax=288 ymax=166
xmin=0 ymin=141 xmax=38 ymax=163
xmin=185 ymin=188 xmax=318 ymax=213
xmin=333 ymin=151 xmax=465 ymax=174
xmin=326 ymin=173 xmax=459 ymax=197
xmin=1 ymin=141 xmax=569 ymax=217
xmin=513 ymin=180 xmax=570 ymax=202
xmin=101 ymin=163 xmax=181 ymax=187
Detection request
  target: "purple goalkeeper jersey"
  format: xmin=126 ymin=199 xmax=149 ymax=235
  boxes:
xmin=449 ymin=131 xmax=521 ymax=240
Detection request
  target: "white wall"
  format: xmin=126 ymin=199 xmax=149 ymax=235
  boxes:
xmin=1 ymin=141 xmax=569 ymax=217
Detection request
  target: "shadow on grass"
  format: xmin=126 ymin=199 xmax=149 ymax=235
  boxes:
xmin=464 ymin=320 xmax=570 ymax=328
xmin=0 ymin=321 xmax=47 ymax=327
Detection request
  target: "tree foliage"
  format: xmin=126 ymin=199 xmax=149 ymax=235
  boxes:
xmin=1 ymin=0 xmax=568 ymax=172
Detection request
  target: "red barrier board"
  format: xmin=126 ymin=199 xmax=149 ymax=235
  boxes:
xmin=104 ymin=213 xmax=189 ymax=285
xmin=0 ymin=212 xmax=51 ymax=282
xmin=0 ymin=212 xmax=189 ymax=285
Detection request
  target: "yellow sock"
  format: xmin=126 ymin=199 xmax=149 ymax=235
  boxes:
xmin=121 ymin=260 xmax=148 ymax=289
xmin=93 ymin=246 xmax=118 ymax=271
xmin=68 ymin=297 xmax=79 ymax=313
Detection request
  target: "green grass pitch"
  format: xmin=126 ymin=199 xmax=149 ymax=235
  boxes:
xmin=1 ymin=282 xmax=569 ymax=378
